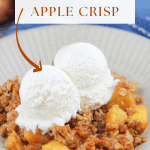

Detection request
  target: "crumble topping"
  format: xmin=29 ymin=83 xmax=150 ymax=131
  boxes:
xmin=0 ymin=73 xmax=149 ymax=150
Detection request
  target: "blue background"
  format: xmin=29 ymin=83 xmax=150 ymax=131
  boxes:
xmin=3 ymin=0 xmax=150 ymax=39
xmin=136 ymin=0 xmax=150 ymax=18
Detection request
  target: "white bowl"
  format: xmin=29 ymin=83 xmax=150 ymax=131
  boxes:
xmin=0 ymin=25 xmax=150 ymax=150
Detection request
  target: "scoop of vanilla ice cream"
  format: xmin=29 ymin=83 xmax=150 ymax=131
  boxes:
xmin=54 ymin=42 xmax=119 ymax=109
xmin=15 ymin=65 xmax=81 ymax=133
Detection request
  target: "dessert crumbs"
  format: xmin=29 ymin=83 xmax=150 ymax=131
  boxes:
xmin=0 ymin=73 xmax=149 ymax=150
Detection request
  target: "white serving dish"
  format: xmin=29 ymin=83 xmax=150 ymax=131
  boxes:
xmin=0 ymin=25 xmax=150 ymax=150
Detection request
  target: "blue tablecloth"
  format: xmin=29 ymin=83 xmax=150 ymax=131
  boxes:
xmin=3 ymin=0 xmax=150 ymax=39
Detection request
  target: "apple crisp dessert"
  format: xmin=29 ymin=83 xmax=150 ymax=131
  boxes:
xmin=0 ymin=73 xmax=148 ymax=150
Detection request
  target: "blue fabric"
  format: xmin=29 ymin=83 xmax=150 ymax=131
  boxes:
xmin=3 ymin=1 xmax=150 ymax=39
xmin=136 ymin=0 xmax=150 ymax=18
